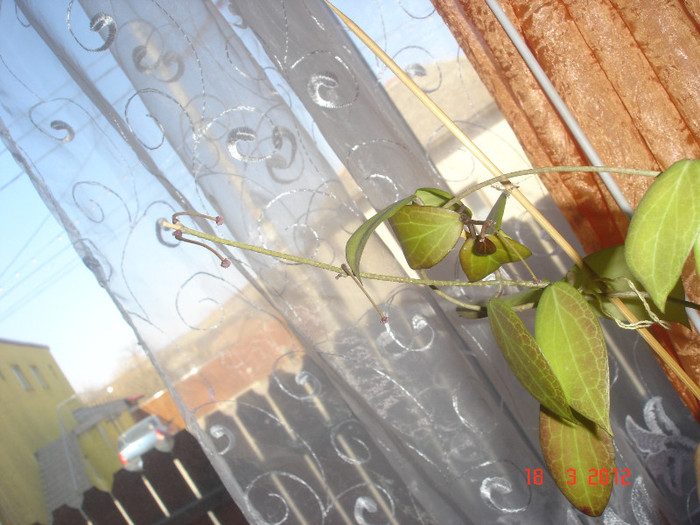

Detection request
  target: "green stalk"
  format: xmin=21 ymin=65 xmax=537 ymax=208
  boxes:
xmin=444 ymin=166 xmax=659 ymax=208
xmin=163 ymin=221 xmax=547 ymax=290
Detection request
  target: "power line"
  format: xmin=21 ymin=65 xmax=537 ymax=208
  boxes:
xmin=1 ymin=221 xmax=70 ymax=281
xmin=0 ymin=257 xmax=81 ymax=324
xmin=0 ymin=212 xmax=54 ymax=281
xmin=0 ymin=170 xmax=24 ymax=192
xmin=0 ymin=241 xmax=75 ymax=298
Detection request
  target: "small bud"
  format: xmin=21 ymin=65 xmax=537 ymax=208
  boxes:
xmin=173 ymin=230 xmax=183 ymax=240
xmin=475 ymin=237 xmax=497 ymax=255
xmin=221 ymin=258 xmax=231 ymax=268
xmin=215 ymin=215 xmax=224 ymax=226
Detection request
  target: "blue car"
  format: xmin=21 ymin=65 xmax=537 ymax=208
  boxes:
xmin=117 ymin=415 xmax=175 ymax=472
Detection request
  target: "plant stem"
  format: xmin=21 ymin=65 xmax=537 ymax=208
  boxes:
xmin=419 ymin=269 xmax=483 ymax=312
xmin=163 ymin=221 xmax=547 ymax=290
xmin=600 ymin=291 xmax=700 ymax=311
xmin=342 ymin=264 xmax=388 ymax=322
xmin=614 ymin=301 xmax=700 ymax=398
xmin=445 ymin=166 xmax=660 ymax=207
xmin=360 ymin=272 xmax=545 ymax=288
xmin=166 ymin=221 xmax=342 ymax=273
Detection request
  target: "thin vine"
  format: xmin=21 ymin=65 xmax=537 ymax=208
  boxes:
xmin=162 ymin=217 xmax=549 ymax=290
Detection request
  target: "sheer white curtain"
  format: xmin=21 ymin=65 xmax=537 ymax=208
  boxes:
xmin=1 ymin=0 xmax=698 ymax=523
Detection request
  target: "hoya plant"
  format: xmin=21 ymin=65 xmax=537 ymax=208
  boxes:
xmin=165 ymin=158 xmax=700 ymax=517
xmin=342 ymin=158 xmax=700 ymax=515
xmin=162 ymin=4 xmax=700 ymax=517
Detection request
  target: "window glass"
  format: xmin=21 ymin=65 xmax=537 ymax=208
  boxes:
xmin=30 ymin=366 xmax=48 ymax=389
xmin=12 ymin=365 xmax=32 ymax=391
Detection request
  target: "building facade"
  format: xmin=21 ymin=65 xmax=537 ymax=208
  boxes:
xmin=0 ymin=339 xmax=134 ymax=524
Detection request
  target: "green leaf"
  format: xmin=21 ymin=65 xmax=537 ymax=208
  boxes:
xmin=345 ymin=194 xmax=416 ymax=281
xmin=625 ymin=159 xmax=700 ymax=311
xmin=455 ymin=306 xmax=489 ymax=319
xmin=535 ymin=282 xmax=611 ymax=435
xmin=484 ymin=191 xmax=508 ymax=230
xmin=488 ymin=298 xmax=574 ymax=421
xmin=567 ymin=245 xmax=689 ymax=326
xmin=460 ymin=237 xmax=501 ymax=281
xmin=457 ymin=288 xmax=544 ymax=319
xmin=499 ymin=287 xmax=544 ymax=310
xmin=387 ymin=205 xmax=463 ymax=269
xmin=459 ymin=233 xmax=532 ymax=281
xmin=539 ymin=407 xmax=615 ymax=517
xmin=415 ymin=188 xmax=469 ymax=215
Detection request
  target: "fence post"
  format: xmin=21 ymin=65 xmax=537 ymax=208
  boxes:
xmin=112 ymin=469 xmax=165 ymax=525
xmin=51 ymin=505 xmax=88 ymax=525
xmin=81 ymin=486 xmax=128 ymax=525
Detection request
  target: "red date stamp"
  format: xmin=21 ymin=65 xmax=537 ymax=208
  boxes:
xmin=525 ymin=468 xmax=632 ymax=485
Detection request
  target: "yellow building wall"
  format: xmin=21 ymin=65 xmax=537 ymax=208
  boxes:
xmin=0 ymin=339 xmax=76 ymax=525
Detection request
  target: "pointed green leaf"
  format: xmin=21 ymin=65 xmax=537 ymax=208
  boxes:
xmin=485 ymin=191 xmax=508 ymax=230
xmin=625 ymin=159 xmax=700 ymax=311
xmin=455 ymin=306 xmax=489 ymax=319
xmin=499 ymin=287 xmax=544 ymax=310
xmin=459 ymin=234 xmax=532 ymax=281
xmin=457 ymin=288 xmax=544 ymax=319
xmin=414 ymin=188 xmax=469 ymax=215
xmin=567 ymin=245 xmax=688 ymax=326
xmin=535 ymin=282 xmax=611 ymax=435
xmin=540 ymin=407 xmax=615 ymax=517
xmin=415 ymin=188 xmax=472 ymax=216
xmin=488 ymin=298 xmax=574 ymax=421
xmin=460 ymin=237 xmax=501 ymax=281
xmin=496 ymin=232 xmax=532 ymax=262
xmin=415 ymin=187 xmax=453 ymax=205
xmin=387 ymin=205 xmax=463 ymax=269
xmin=346 ymin=194 xmax=416 ymax=281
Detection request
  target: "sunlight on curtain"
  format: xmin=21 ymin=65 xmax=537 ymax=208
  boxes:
xmin=1 ymin=0 xmax=698 ymax=523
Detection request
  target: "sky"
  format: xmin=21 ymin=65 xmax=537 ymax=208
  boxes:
xmin=0 ymin=0 xmax=460 ymax=393
xmin=0 ymin=151 xmax=139 ymax=392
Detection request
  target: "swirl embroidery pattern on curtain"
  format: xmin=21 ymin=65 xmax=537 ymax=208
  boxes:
xmin=0 ymin=0 xmax=698 ymax=524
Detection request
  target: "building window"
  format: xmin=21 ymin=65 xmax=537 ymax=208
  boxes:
xmin=12 ymin=365 xmax=32 ymax=391
xmin=31 ymin=366 xmax=48 ymax=389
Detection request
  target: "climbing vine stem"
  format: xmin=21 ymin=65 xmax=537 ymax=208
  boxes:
xmin=162 ymin=219 xmax=548 ymax=290
xmin=445 ymin=165 xmax=660 ymax=208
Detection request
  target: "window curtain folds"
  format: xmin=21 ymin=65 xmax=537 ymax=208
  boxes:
xmin=1 ymin=1 xmax=699 ymax=523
